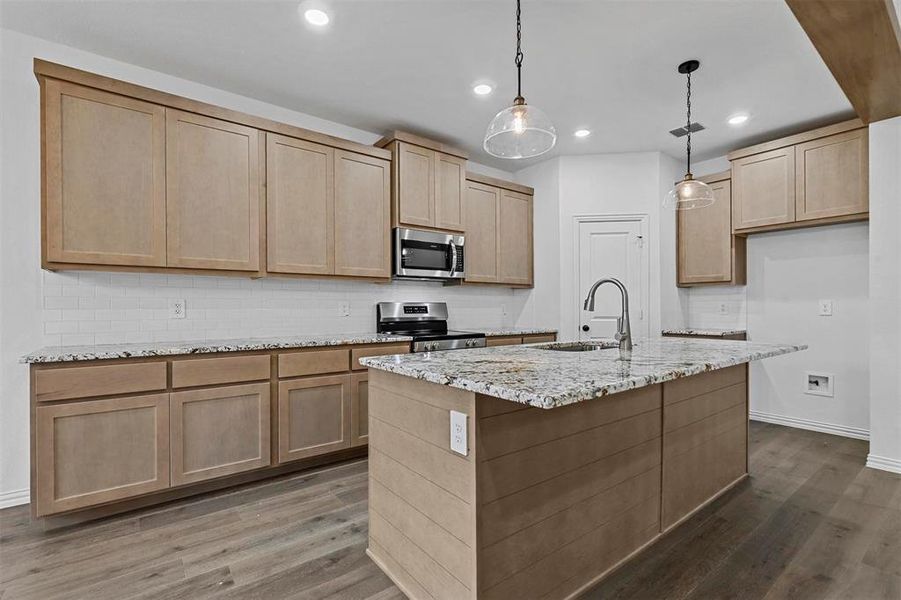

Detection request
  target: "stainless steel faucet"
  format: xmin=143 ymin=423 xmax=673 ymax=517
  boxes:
xmin=583 ymin=277 xmax=633 ymax=352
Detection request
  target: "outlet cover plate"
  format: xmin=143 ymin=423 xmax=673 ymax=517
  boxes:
xmin=818 ymin=299 xmax=834 ymax=316
xmin=805 ymin=371 xmax=834 ymax=397
xmin=450 ymin=410 xmax=468 ymax=456
xmin=168 ymin=299 xmax=186 ymax=319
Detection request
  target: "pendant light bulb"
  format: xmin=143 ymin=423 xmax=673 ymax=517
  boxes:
xmin=484 ymin=1 xmax=556 ymax=159
xmin=666 ymin=60 xmax=715 ymax=210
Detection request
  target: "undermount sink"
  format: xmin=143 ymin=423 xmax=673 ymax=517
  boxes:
xmin=532 ymin=341 xmax=620 ymax=352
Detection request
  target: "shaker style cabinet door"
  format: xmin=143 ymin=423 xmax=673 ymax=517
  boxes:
xmin=463 ymin=180 xmax=500 ymax=282
xmin=170 ymin=382 xmax=271 ymax=486
xmin=34 ymin=394 xmax=170 ymax=516
xmin=396 ymin=142 xmax=435 ymax=228
xmin=278 ymin=375 xmax=352 ymax=462
xmin=350 ymin=372 xmax=369 ymax=447
xmin=731 ymin=147 xmax=796 ymax=231
xmin=795 ymin=128 xmax=869 ymax=221
xmin=334 ymin=150 xmax=391 ymax=278
xmin=166 ymin=109 xmax=261 ymax=271
xmin=434 ymin=153 xmax=466 ymax=232
xmin=497 ymin=190 xmax=534 ymax=286
xmin=677 ymin=177 xmax=743 ymax=285
xmin=42 ymin=79 xmax=166 ymax=267
xmin=266 ymin=134 xmax=334 ymax=275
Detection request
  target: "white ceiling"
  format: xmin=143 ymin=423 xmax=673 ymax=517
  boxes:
xmin=0 ymin=0 xmax=854 ymax=170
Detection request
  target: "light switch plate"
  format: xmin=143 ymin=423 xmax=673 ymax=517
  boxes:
xmin=818 ymin=299 xmax=833 ymax=316
xmin=168 ymin=299 xmax=186 ymax=319
xmin=450 ymin=410 xmax=468 ymax=456
xmin=338 ymin=301 xmax=350 ymax=317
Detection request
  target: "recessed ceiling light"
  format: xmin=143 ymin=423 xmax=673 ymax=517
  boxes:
xmin=304 ymin=8 xmax=330 ymax=26
xmin=728 ymin=114 xmax=749 ymax=126
xmin=574 ymin=129 xmax=591 ymax=138
xmin=473 ymin=84 xmax=493 ymax=96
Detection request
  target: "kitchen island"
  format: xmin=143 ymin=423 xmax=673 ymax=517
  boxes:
xmin=359 ymin=337 xmax=805 ymax=600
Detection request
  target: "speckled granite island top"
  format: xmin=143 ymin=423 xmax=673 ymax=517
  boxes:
xmin=360 ymin=337 xmax=805 ymax=409
xmin=21 ymin=332 xmax=413 ymax=363
xmin=661 ymin=328 xmax=747 ymax=337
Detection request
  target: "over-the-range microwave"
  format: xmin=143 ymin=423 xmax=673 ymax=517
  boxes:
xmin=393 ymin=227 xmax=464 ymax=281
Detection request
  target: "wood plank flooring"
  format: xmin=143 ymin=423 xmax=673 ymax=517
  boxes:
xmin=1 ymin=422 xmax=900 ymax=599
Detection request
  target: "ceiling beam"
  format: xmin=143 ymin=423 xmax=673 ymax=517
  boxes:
xmin=786 ymin=0 xmax=901 ymax=123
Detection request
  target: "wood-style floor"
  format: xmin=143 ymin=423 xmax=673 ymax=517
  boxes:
xmin=1 ymin=422 xmax=900 ymax=600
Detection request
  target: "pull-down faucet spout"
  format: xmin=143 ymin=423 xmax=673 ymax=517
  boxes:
xmin=583 ymin=277 xmax=633 ymax=352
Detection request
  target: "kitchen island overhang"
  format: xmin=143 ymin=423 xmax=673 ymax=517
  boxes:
xmin=360 ymin=337 xmax=805 ymax=600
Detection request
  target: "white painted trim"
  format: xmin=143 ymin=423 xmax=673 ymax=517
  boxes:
xmin=0 ymin=488 xmax=29 ymax=509
xmin=749 ymin=410 xmax=869 ymax=441
xmin=866 ymin=454 xmax=901 ymax=475
xmin=571 ymin=213 xmax=651 ymax=341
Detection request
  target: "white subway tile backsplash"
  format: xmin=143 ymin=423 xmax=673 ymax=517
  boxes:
xmin=38 ymin=270 xmax=525 ymax=347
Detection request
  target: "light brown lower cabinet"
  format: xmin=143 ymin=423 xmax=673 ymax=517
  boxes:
xmin=34 ymin=393 xmax=170 ymax=517
xmin=278 ymin=374 xmax=351 ymax=463
xmin=169 ymin=383 xmax=271 ymax=486
xmin=350 ymin=372 xmax=369 ymax=447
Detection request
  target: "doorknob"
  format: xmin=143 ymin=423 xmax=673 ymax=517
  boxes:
xmin=582 ymin=325 xmax=590 ymax=332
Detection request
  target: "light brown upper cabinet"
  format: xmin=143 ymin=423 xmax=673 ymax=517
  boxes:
xmin=266 ymin=134 xmax=334 ymax=275
xmin=463 ymin=173 xmax=534 ymax=287
xmin=334 ymin=150 xmax=392 ymax=278
xmin=378 ymin=131 xmax=467 ymax=233
xmin=729 ymin=119 xmax=868 ymax=234
xmin=36 ymin=60 xmax=392 ymax=279
xmin=677 ymin=171 xmax=746 ymax=286
xmin=795 ymin=128 xmax=868 ymax=221
xmin=42 ymin=79 xmax=167 ymax=268
xmin=166 ymin=109 xmax=261 ymax=272
xmin=464 ymin=180 xmax=500 ymax=283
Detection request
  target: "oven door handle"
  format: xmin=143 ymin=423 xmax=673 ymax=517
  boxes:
xmin=449 ymin=241 xmax=458 ymax=277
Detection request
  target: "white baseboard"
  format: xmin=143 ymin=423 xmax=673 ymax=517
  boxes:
xmin=749 ymin=410 xmax=869 ymax=441
xmin=0 ymin=488 xmax=29 ymax=509
xmin=866 ymin=454 xmax=901 ymax=475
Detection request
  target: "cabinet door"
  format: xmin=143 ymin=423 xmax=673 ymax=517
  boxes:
xmin=334 ymin=150 xmax=391 ymax=278
xmin=396 ymin=142 xmax=435 ymax=227
xmin=166 ymin=109 xmax=261 ymax=271
xmin=170 ymin=383 xmax=271 ymax=486
xmin=731 ymin=148 xmax=795 ymax=230
xmin=266 ymin=134 xmax=334 ymax=274
xmin=498 ymin=190 xmax=533 ymax=286
xmin=435 ymin=153 xmax=466 ymax=231
xmin=34 ymin=394 xmax=169 ymax=516
xmin=678 ymin=179 xmax=735 ymax=285
xmin=463 ymin=181 xmax=500 ymax=282
xmin=278 ymin=374 xmax=351 ymax=462
xmin=795 ymin=129 xmax=868 ymax=221
xmin=350 ymin=372 xmax=369 ymax=447
xmin=43 ymin=79 xmax=166 ymax=267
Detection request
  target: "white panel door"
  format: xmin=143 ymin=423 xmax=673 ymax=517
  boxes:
xmin=577 ymin=219 xmax=648 ymax=341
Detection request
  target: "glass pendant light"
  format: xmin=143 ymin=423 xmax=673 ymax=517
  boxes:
xmin=665 ymin=60 xmax=715 ymax=210
xmin=484 ymin=0 xmax=556 ymax=159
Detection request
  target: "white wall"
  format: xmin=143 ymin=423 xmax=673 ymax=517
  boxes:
xmin=868 ymin=116 xmax=901 ymax=473
xmin=0 ymin=29 xmax=523 ymax=506
xmin=687 ymin=156 xmax=871 ymax=441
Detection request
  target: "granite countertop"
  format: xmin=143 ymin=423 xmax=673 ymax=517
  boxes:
xmin=21 ymin=333 xmax=413 ymax=364
xmin=360 ymin=337 xmax=805 ymax=409
xmin=476 ymin=328 xmax=558 ymax=337
xmin=662 ymin=328 xmax=747 ymax=337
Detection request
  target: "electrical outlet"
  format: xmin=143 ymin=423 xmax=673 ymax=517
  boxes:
xmin=450 ymin=410 xmax=468 ymax=456
xmin=337 ymin=301 xmax=350 ymax=317
xmin=719 ymin=303 xmax=729 ymax=315
xmin=805 ymin=372 xmax=834 ymax=397
xmin=818 ymin=299 xmax=834 ymax=316
xmin=501 ymin=304 xmax=508 ymax=317
xmin=168 ymin=299 xmax=186 ymax=319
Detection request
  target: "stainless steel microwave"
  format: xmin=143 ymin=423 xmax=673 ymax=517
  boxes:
xmin=393 ymin=228 xmax=465 ymax=281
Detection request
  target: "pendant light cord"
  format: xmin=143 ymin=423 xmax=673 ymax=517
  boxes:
xmin=515 ymin=0 xmax=523 ymax=100
xmin=685 ymin=69 xmax=692 ymax=175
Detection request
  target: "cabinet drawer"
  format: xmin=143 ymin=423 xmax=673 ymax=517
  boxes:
xmin=351 ymin=344 xmax=411 ymax=371
xmin=278 ymin=348 xmax=350 ymax=378
xmin=172 ymin=354 xmax=270 ymax=389
xmin=522 ymin=334 xmax=556 ymax=344
xmin=34 ymin=361 xmax=167 ymax=402
xmin=35 ymin=393 xmax=170 ymax=516
xmin=486 ymin=336 xmax=522 ymax=347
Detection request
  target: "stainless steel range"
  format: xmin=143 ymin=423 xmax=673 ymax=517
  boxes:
xmin=376 ymin=302 xmax=486 ymax=353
